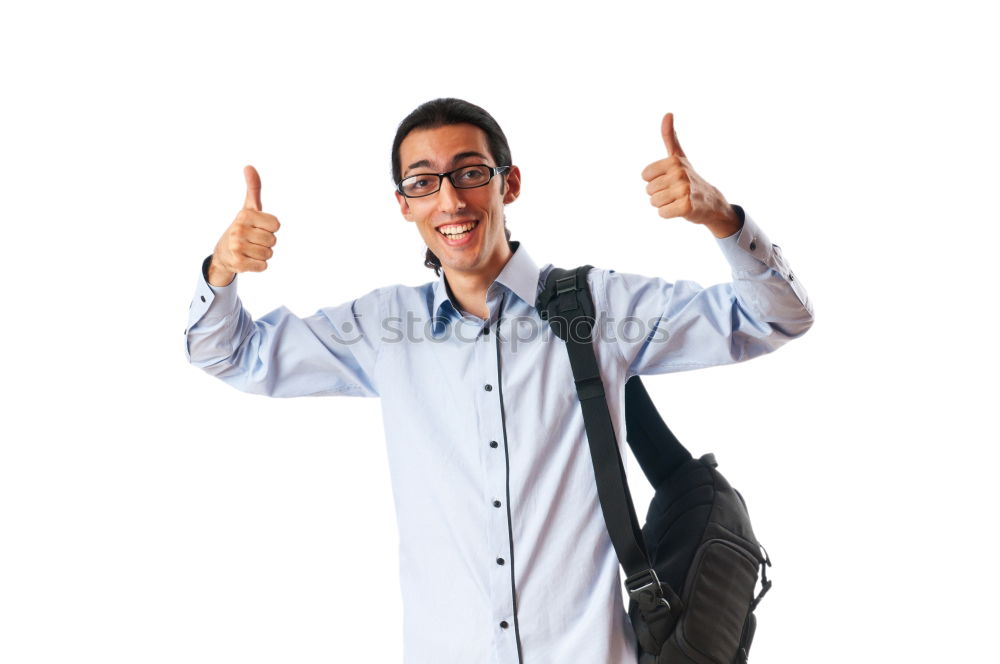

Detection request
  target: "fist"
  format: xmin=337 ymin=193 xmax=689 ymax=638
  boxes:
xmin=641 ymin=113 xmax=741 ymax=238
xmin=209 ymin=165 xmax=281 ymax=286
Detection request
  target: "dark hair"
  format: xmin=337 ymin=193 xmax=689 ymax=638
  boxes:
xmin=391 ymin=98 xmax=513 ymax=276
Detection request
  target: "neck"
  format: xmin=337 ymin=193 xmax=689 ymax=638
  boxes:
xmin=442 ymin=243 xmax=514 ymax=320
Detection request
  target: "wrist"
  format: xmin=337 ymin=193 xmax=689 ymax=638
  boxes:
xmin=706 ymin=205 xmax=743 ymax=238
xmin=207 ymin=255 xmax=236 ymax=287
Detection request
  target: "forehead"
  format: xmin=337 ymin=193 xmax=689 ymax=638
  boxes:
xmin=399 ymin=123 xmax=492 ymax=173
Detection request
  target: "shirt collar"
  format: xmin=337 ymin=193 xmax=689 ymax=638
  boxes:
xmin=431 ymin=240 xmax=541 ymax=332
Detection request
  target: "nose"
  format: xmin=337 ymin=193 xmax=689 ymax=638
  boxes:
xmin=436 ymin=177 xmax=466 ymax=215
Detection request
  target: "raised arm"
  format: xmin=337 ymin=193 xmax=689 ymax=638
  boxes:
xmin=598 ymin=114 xmax=813 ymax=378
xmin=183 ymin=166 xmax=381 ymax=398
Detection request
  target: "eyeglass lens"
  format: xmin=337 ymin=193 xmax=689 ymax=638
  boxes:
xmin=400 ymin=165 xmax=492 ymax=197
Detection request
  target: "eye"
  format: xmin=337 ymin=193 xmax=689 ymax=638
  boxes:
xmin=402 ymin=175 xmax=436 ymax=196
xmin=458 ymin=166 xmax=488 ymax=184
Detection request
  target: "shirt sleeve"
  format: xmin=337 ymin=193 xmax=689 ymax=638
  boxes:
xmin=183 ymin=254 xmax=381 ymax=397
xmin=594 ymin=205 xmax=814 ymax=379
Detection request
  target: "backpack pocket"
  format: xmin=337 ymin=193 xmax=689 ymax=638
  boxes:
xmin=674 ymin=538 xmax=759 ymax=664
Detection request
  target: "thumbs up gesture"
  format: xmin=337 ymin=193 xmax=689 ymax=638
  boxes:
xmin=208 ymin=165 xmax=281 ymax=287
xmin=641 ymin=113 xmax=742 ymax=238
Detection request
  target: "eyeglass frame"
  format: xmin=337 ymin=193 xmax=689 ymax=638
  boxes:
xmin=396 ymin=164 xmax=512 ymax=198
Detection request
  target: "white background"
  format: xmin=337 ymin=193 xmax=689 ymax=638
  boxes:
xmin=2 ymin=1 xmax=997 ymax=662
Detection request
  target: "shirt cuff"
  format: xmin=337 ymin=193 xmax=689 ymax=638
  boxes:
xmin=714 ymin=204 xmax=776 ymax=272
xmin=186 ymin=254 xmax=240 ymax=330
xmin=715 ymin=205 xmax=811 ymax=314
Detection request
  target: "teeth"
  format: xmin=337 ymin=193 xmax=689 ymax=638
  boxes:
xmin=439 ymin=221 xmax=477 ymax=236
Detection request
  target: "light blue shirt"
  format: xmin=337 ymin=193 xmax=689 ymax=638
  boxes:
xmin=184 ymin=206 xmax=813 ymax=664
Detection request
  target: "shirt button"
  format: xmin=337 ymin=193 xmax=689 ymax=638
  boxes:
xmin=489 ymin=441 xmax=499 ymax=448
xmin=482 ymin=327 xmax=490 ymax=336
xmin=500 ymin=620 xmax=509 ymax=629
xmin=200 ymin=295 xmax=206 ymax=302
xmin=493 ymin=499 xmax=501 ymax=508
xmin=484 ymin=384 xmax=493 ymax=391
xmin=496 ymin=557 xmax=505 ymax=565
xmin=789 ymin=271 xmax=795 ymax=281
xmin=749 ymin=240 xmax=757 ymax=251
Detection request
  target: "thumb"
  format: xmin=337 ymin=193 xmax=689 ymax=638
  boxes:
xmin=243 ymin=164 xmax=262 ymax=211
xmin=661 ymin=113 xmax=686 ymax=158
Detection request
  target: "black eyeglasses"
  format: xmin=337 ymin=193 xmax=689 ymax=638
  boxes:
xmin=397 ymin=164 xmax=511 ymax=198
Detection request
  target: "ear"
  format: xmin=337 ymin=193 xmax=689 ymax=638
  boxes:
xmin=502 ymin=165 xmax=521 ymax=205
xmin=395 ymin=191 xmax=414 ymax=221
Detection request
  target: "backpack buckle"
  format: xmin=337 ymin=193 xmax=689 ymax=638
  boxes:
xmin=554 ymin=274 xmax=580 ymax=313
xmin=574 ymin=375 xmax=605 ymax=401
xmin=555 ymin=275 xmax=578 ymax=295
xmin=625 ymin=568 xmax=671 ymax=612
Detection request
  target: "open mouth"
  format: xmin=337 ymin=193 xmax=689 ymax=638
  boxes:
xmin=437 ymin=220 xmax=479 ymax=243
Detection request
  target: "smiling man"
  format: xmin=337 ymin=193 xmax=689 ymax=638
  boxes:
xmin=184 ymin=97 xmax=813 ymax=663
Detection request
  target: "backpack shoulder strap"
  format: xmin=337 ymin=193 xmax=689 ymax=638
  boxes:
xmin=537 ymin=266 xmax=692 ymax=486
xmin=537 ymin=265 xmax=676 ymax=615
xmin=624 ymin=376 xmax=692 ymax=488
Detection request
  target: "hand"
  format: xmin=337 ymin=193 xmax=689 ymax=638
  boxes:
xmin=208 ymin=165 xmax=281 ymax=287
xmin=641 ymin=113 xmax=742 ymax=238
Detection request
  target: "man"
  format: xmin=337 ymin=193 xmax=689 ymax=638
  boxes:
xmin=184 ymin=98 xmax=813 ymax=663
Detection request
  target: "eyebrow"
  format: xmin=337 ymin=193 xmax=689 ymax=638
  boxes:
xmin=405 ymin=151 xmax=491 ymax=175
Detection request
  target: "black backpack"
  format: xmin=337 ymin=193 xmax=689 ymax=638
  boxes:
xmin=536 ymin=265 xmax=772 ymax=664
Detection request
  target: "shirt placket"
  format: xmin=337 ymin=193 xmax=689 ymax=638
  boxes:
xmin=473 ymin=288 xmax=522 ymax=664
